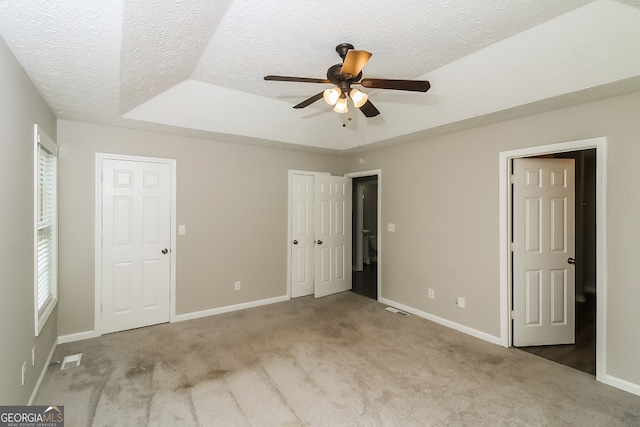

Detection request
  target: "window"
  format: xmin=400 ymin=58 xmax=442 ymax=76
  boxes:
xmin=34 ymin=124 xmax=57 ymax=336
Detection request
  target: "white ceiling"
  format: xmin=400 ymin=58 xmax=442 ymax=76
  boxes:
xmin=1 ymin=0 xmax=640 ymax=153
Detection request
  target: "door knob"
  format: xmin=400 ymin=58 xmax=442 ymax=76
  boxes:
xmin=293 ymin=240 xmax=298 ymax=245
xmin=567 ymin=257 xmax=576 ymax=265
xmin=317 ymin=240 xmax=323 ymax=245
xmin=162 ymin=248 xmax=168 ymax=254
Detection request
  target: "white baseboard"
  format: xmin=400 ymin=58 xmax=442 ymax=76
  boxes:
xmin=379 ymin=299 xmax=640 ymax=397
xmin=602 ymin=374 xmax=640 ymax=397
xmin=174 ymin=295 xmax=290 ymax=323
xmin=28 ymin=338 xmax=58 ymax=405
xmin=57 ymin=330 xmax=99 ymax=344
xmin=44 ymin=294 xmax=640 ymax=399
xmin=56 ymin=296 xmax=291 ymax=342
xmin=378 ymin=297 xmax=502 ymax=346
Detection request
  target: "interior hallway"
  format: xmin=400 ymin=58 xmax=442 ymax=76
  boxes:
xmin=351 ymin=262 xmax=377 ymax=300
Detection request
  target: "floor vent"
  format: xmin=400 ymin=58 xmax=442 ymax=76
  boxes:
xmin=385 ymin=307 xmax=410 ymax=317
xmin=61 ymin=353 xmax=82 ymax=370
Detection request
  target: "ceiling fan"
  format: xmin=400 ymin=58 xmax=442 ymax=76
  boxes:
xmin=264 ymin=43 xmax=431 ymax=118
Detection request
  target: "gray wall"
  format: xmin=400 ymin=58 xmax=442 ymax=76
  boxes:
xmin=57 ymin=120 xmax=347 ymax=335
xmin=345 ymin=90 xmax=640 ymax=387
xmin=0 ymin=37 xmax=57 ymax=404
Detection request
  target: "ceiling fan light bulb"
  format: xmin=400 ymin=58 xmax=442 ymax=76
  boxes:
xmin=350 ymin=88 xmax=368 ymax=108
xmin=323 ymin=87 xmax=340 ymax=105
xmin=333 ymin=97 xmax=348 ymax=113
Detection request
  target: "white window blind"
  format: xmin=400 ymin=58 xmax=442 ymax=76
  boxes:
xmin=34 ymin=124 xmax=57 ymax=335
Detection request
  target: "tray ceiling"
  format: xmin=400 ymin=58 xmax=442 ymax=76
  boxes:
xmin=1 ymin=0 xmax=640 ymax=152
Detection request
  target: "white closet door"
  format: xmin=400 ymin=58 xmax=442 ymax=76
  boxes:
xmin=101 ymin=159 xmax=171 ymax=334
xmin=314 ymin=175 xmax=352 ymax=298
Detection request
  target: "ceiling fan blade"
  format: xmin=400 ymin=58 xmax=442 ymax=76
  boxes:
xmin=340 ymin=50 xmax=372 ymax=79
xmin=359 ymin=99 xmax=380 ymax=118
xmin=361 ymin=78 xmax=431 ymax=92
xmin=264 ymin=75 xmax=331 ymax=84
xmin=293 ymin=92 xmax=324 ymax=109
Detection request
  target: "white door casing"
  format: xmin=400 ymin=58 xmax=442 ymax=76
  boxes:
xmin=291 ymin=174 xmax=315 ymax=298
xmin=100 ymin=158 xmax=172 ymax=334
xmin=314 ymin=175 xmax=352 ymax=298
xmin=513 ymin=158 xmax=575 ymax=346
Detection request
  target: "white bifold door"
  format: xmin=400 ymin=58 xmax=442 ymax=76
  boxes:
xmin=291 ymin=175 xmax=315 ymax=298
xmin=291 ymin=174 xmax=352 ymax=298
xmin=101 ymin=158 xmax=172 ymax=334
xmin=512 ymin=158 xmax=575 ymax=346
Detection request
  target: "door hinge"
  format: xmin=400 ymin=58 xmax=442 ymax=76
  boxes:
xmin=510 ymin=310 xmax=515 ymax=320
xmin=510 ymin=174 xmax=515 ymax=184
xmin=510 ymin=242 xmax=515 ymax=252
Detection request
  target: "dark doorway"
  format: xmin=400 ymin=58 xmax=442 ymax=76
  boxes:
xmin=351 ymin=176 xmax=378 ymax=300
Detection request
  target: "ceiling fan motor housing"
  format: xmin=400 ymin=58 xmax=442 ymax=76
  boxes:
xmin=327 ymin=63 xmax=362 ymax=91
xmin=335 ymin=43 xmax=355 ymax=60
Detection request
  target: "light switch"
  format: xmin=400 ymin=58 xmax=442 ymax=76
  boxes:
xmin=387 ymin=223 xmax=395 ymax=232
xmin=179 ymin=225 xmax=186 ymax=235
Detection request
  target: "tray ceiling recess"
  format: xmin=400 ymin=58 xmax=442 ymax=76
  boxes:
xmin=1 ymin=0 xmax=640 ymax=152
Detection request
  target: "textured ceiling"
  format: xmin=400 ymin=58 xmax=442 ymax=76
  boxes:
xmin=1 ymin=0 xmax=640 ymax=152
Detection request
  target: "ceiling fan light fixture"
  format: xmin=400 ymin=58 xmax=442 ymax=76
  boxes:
xmin=264 ymin=43 xmax=430 ymax=119
xmin=323 ymin=87 xmax=341 ymax=105
xmin=333 ymin=96 xmax=348 ymax=113
xmin=350 ymin=88 xmax=368 ymax=108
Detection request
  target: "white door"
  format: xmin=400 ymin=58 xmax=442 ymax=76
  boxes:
xmin=513 ymin=158 xmax=575 ymax=346
xmin=291 ymin=174 xmax=315 ymax=298
xmin=314 ymin=175 xmax=352 ymax=298
xmin=101 ymin=159 xmax=172 ymax=334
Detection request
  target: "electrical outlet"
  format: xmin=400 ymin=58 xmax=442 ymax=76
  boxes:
xmin=32 ymin=346 xmax=36 ymax=366
xmin=234 ymin=281 xmax=241 ymax=291
xmin=21 ymin=362 xmax=27 ymax=386
xmin=457 ymin=297 xmax=466 ymax=308
xmin=428 ymin=288 xmax=435 ymax=299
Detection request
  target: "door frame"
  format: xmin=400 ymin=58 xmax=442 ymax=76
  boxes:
xmin=94 ymin=153 xmax=177 ymax=336
xmin=345 ymin=169 xmax=382 ymax=300
xmin=498 ymin=137 xmax=607 ymax=382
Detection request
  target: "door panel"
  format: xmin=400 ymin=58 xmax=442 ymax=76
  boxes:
xmin=102 ymin=159 xmax=171 ymax=334
xmin=314 ymin=175 xmax=352 ymax=298
xmin=291 ymin=174 xmax=315 ymax=297
xmin=513 ymin=158 xmax=575 ymax=346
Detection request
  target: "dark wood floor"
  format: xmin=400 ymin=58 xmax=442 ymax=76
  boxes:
xmin=518 ymin=293 xmax=596 ymax=375
xmin=352 ymin=262 xmax=377 ymax=299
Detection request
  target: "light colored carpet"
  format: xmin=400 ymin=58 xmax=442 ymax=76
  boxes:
xmin=36 ymin=292 xmax=640 ymax=426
